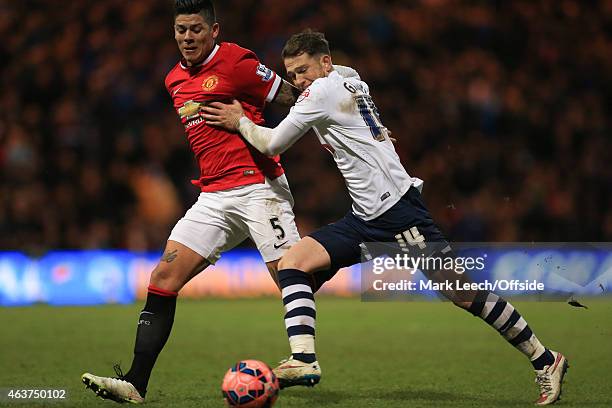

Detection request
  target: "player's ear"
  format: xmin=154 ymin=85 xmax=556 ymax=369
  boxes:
xmin=321 ymin=55 xmax=333 ymax=73
xmin=211 ymin=22 xmax=220 ymax=39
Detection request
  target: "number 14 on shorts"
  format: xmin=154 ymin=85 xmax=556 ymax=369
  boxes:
xmin=395 ymin=226 xmax=426 ymax=250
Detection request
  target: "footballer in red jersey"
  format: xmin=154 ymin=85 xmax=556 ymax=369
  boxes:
xmin=165 ymin=41 xmax=285 ymax=192
xmin=82 ymin=1 xmax=304 ymax=403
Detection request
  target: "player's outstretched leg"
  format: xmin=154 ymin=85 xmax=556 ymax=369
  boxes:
xmin=272 ymin=237 xmax=332 ymax=388
xmin=82 ymin=241 xmax=207 ymax=402
xmin=82 ymin=284 xmax=178 ymax=403
xmin=466 ymin=290 xmax=569 ymax=405
xmin=273 ymin=268 xmax=321 ymax=389
xmin=311 ymin=267 xmax=339 ymax=294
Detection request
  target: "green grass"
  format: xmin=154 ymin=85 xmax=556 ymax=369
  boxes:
xmin=1 ymin=298 xmax=611 ymax=407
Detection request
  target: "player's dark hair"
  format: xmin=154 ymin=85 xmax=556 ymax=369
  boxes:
xmin=281 ymin=30 xmax=331 ymax=59
xmin=174 ymin=0 xmax=216 ymax=26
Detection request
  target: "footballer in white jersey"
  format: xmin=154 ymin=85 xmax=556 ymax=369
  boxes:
xmin=284 ymin=69 xmax=423 ymax=220
xmin=203 ymin=30 xmax=568 ymax=405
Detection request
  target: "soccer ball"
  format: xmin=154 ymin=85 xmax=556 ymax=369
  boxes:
xmin=221 ymin=360 xmax=279 ymax=407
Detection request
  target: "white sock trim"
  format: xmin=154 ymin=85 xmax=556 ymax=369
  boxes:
xmin=285 ymin=316 xmax=316 ymax=329
xmin=492 ymin=303 xmax=515 ymax=330
xmin=503 ymin=316 xmax=527 ymax=340
xmin=480 ymin=292 xmax=500 ymax=319
xmin=285 ymin=298 xmax=316 ymax=312
xmin=289 ymin=334 xmax=316 ymax=355
xmin=528 ymin=336 xmax=547 ymax=361
xmin=282 ymin=284 xmax=312 ymax=298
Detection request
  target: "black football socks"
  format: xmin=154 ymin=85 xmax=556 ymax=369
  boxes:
xmin=123 ymin=285 xmax=178 ymax=396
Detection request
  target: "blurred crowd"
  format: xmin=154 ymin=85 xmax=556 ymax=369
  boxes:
xmin=1 ymin=0 xmax=611 ymax=253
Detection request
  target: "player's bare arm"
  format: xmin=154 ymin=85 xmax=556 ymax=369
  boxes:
xmin=272 ymin=80 xmax=299 ymax=106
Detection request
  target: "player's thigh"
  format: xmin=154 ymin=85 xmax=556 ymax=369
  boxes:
xmin=376 ymin=187 xmax=448 ymax=244
xmin=358 ymin=187 xmax=450 ymax=264
xmin=307 ymin=212 xmax=365 ymax=271
xmin=277 ymin=237 xmax=331 ymax=274
xmin=390 ymin=187 xmax=476 ymax=305
xmin=240 ymin=175 xmax=301 ymax=264
xmin=150 ymin=240 xmax=210 ymax=291
xmin=171 ymin=192 xmax=249 ymax=260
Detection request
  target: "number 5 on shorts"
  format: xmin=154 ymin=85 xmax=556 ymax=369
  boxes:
xmin=269 ymin=217 xmax=286 ymax=240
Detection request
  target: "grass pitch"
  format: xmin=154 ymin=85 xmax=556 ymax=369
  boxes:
xmin=1 ymin=298 xmax=611 ymax=407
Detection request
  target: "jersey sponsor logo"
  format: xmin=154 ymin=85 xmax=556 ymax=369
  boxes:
xmin=185 ymin=117 xmax=204 ymax=128
xmin=380 ymin=192 xmax=391 ymax=201
xmin=256 ymin=63 xmax=274 ymax=82
xmin=178 ymin=100 xmax=205 ymax=128
xmin=202 ymin=75 xmax=219 ymax=91
xmin=297 ymin=89 xmax=310 ymax=103
xmin=178 ymin=100 xmax=203 ymax=119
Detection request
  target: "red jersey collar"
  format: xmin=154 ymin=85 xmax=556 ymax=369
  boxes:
xmin=179 ymin=43 xmax=220 ymax=70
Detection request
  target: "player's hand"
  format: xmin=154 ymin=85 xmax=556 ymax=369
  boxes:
xmin=201 ymin=100 xmax=245 ymax=131
xmin=384 ymin=128 xmax=397 ymax=144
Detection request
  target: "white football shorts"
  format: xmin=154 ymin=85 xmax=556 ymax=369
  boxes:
xmin=168 ymin=174 xmax=300 ymax=264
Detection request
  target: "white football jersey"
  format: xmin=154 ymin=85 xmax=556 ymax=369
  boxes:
xmin=284 ymin=70 xmax=423 ymax=220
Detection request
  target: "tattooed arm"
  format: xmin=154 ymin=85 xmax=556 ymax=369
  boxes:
xmin=271 ymin=79 xmax=299 ymax=107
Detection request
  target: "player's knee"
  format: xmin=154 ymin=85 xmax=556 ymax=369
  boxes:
xmin=277 ymin=256 xmax=295 ymax=270
xmin=150 ymin=264 xmax=182 ymax=292
xmin=453 ymin=300 xmax=472 ymax=310
xmin=278 ymin=256 xmax=314 ymax=274
xmin=439 ymin=290 xmax=471 ymax=310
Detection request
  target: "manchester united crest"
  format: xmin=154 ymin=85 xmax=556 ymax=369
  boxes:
xmin=202 ymin=75 xmax=219 ymax=91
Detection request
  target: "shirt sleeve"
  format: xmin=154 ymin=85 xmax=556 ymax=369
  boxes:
xmin=238 ymin=116 xmax=307 ymax=156
xmin=284 ymin=82 xmax=329 ymax=130
xmin=232 ymin=51 xmax=282 ymax=104
xmin=236 ymin=80 xmax=329 ymax=156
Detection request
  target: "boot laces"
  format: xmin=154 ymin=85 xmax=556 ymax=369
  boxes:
xmin=535 ymin=370 xmax=552 ymax=395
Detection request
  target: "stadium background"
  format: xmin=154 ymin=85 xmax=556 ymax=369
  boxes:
xmin=1 ymin=2 xmax=611 ymax=407
xmin=1 ymin=0 xmax=611 ymax=254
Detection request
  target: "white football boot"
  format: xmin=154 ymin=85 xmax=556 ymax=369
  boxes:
xmin=534 ymin=351 xmax=569 ymax=405
xmin=273 ymin=357 xmax=322 ymax=389
xmin=82 ymin=372 xmax=144 ymax=404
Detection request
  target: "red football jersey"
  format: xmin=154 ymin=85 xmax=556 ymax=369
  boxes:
xmin=165 ymin=42 xmax=284 ymax=192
